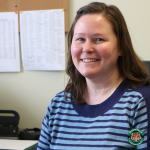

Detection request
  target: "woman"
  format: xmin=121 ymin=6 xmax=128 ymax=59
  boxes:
xmin=36 ymin=2 xmax=150 ymax=150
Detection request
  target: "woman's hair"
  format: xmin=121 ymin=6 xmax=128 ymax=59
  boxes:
xmin=64 ymin=2 xmax=150 ymax=104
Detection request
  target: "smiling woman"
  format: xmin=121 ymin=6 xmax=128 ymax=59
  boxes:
xmin=36 ymin=2 xmax=150 ymax=150
xmin=71 ymin=14 xmax=122 ymax=88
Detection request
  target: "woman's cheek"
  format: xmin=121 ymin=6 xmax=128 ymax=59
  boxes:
xmin=100 ymin=48 xmax=111 ymax=59
xmin=71 ymin=44 xmax=81 ymax=58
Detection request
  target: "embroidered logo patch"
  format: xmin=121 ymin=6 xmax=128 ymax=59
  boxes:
xmin=128 ymin=129 xmax=144 ymax=146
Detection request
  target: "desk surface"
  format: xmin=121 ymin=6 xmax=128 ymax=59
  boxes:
xmin=0 ymin=139 xmax=38 ymax=150
xmin=26 ymin=143 xmax=37 ymax=150
xmin=0 ymin=143 xmax=37 ymax=150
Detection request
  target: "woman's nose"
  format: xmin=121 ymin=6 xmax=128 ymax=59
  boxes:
xmin=82 ymin=41 xmax=94 ymax=53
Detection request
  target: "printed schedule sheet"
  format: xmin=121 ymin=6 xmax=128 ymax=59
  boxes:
xmin=20 ymin=9 xmax=65 ymax=71
xmin=0 ymin=12 xmax=20 ymax=72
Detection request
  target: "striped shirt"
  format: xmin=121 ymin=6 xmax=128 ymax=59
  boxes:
xmin=36 ymin=80 xmax=150 ymax=150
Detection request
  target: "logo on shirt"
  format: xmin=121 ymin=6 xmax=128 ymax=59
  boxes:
xmin=128 ymin=129 xmax=144 ymax=146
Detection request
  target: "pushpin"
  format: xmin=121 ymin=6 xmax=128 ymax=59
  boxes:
xmin=15 ymin=5 xmax=17 ymax=7
xmin=62 ymin=9 xmax=65 ymax=11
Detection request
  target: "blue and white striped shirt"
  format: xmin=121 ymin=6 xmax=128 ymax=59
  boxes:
xmin=36 ymin=80 xmax=150 ymax=150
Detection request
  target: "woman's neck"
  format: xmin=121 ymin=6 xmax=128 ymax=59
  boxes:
xmin=84 ymin=70 xmax=124 ymax=105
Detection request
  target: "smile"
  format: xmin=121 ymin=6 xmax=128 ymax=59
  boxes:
xmin=82 ymin=59 xmax=99 ymax=62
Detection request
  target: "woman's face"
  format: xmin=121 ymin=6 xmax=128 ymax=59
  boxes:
xmin=71 ymin=14 xmax=121 ymax=80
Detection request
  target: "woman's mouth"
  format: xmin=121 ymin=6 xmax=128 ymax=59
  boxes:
xmin=82 ymin=59 xmax=99 ymax=63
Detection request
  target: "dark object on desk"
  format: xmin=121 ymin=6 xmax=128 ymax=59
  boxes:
xmin=19 ymin=128 xmax=41 ymax=140
xmin=0 ymin=110 xmax=20 ymax=137
xmin=144 ymin=61 xmax=150 ymax=76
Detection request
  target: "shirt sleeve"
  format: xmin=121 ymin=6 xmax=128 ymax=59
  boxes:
xmin=132 ymin=85 xmax=150 ymax=150
xmin=135 ymin=85 xmax=150 ymax=150
xmin=35 ymin=101 xmax=53 ymax=150
xmin=132 ymin=98 xmax=147 ymax=150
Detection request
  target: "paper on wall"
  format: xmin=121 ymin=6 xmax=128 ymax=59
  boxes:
xmin=20 ymin=9 xmax=65 ymax=71
xmin=0 ymin=12 xmax=20 ymax=72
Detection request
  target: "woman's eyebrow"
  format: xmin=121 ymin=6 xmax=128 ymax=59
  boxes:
xmin=93 ymin=33 xmax=105 ymax=36
xmin=74 ymin=32 xmax=106 ymax=36
xmin=74 ymin=33 xmax=85 ymax=36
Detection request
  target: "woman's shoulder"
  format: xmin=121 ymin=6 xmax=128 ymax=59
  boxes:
xmin=133 ymin=84 xmax=150 ymax=98
xmin=54 ymin=90 xmax=71 ymax=100
xmin=45 ymin=90 xmax=73 ymax=118
xmin=126 ymin=84 xmax=150 ymax=108
xmin=48 ymin=90 xmax=72 ymax=107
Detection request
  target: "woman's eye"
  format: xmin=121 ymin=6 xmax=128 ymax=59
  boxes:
xmin=96 ymin=38 xmax=103 ymax=42
xmin=75 ymin=38 xmax=85 ymax=43
xmin=77 ymin=38 xmax=84 ymax=41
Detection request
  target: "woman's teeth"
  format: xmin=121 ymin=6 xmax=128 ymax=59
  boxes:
xmin=82 ymin=59 xmax=98 ymax=62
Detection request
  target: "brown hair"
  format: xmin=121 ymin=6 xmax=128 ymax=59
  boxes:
xmin=64 ymin=2 xmax=150 ymax=104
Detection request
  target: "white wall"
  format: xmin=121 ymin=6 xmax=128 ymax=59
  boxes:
xmin=0 ymin=0 xmax=150 ymax=129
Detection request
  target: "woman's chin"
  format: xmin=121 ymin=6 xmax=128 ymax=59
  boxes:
xmin=81 ymin=72 xmax=98 ymax=80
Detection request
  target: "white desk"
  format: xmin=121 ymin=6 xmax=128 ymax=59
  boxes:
xmin=0 ymin=139 xmax=38 ymax=150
